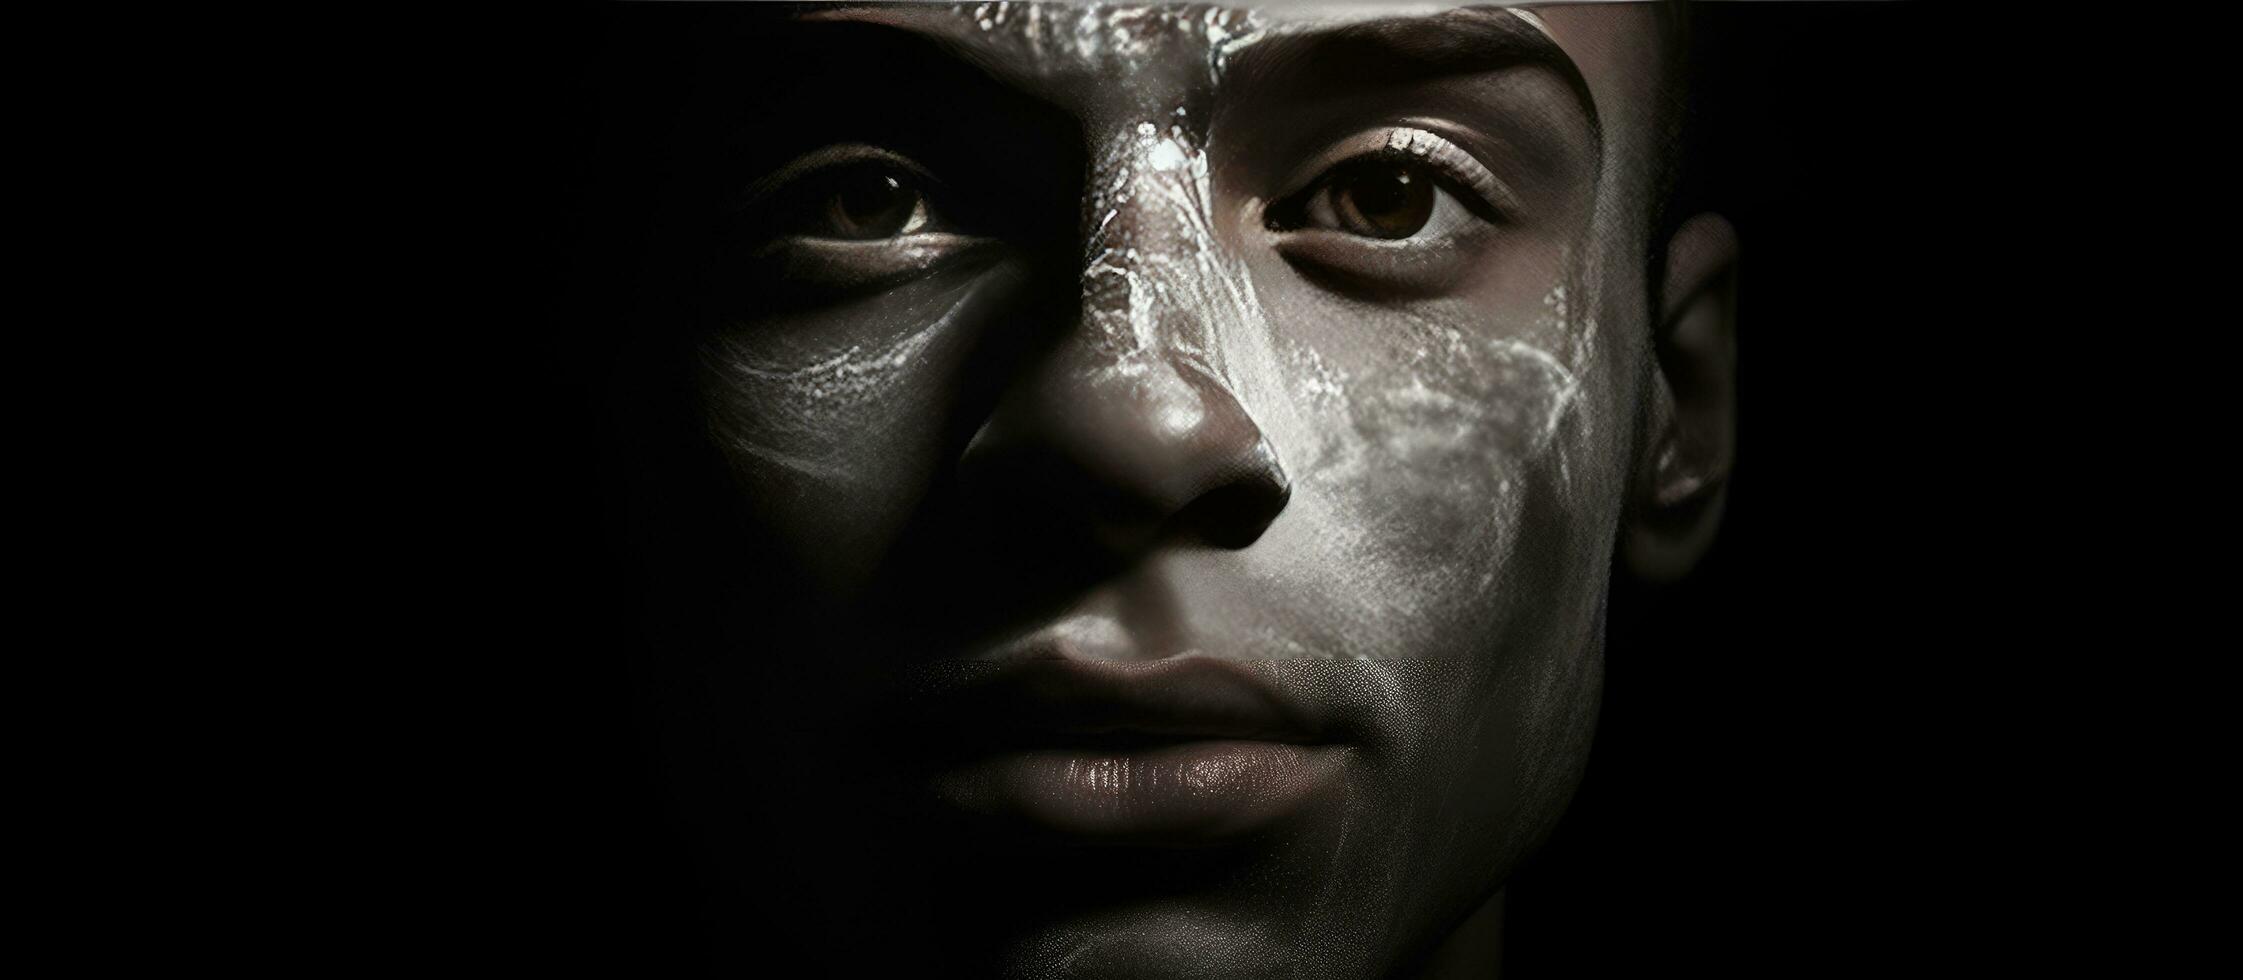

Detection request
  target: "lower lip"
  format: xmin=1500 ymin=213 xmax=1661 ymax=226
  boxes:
xmin=930 ymin=740 xmax=1347 ymax=842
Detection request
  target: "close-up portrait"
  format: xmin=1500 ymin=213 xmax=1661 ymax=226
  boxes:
xmin=477 ymin=1 xmax=2040 ymax=976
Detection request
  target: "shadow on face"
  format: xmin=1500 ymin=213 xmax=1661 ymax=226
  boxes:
xmin=598 ymin=3 xmax=1737 ymax=977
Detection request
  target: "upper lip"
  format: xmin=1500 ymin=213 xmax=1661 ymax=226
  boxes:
xmin=896 ymin=654 xmax=1338 ymax=753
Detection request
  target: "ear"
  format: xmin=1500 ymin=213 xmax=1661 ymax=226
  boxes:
xmin=1623 ymin=212 xmax=1739 ymax=583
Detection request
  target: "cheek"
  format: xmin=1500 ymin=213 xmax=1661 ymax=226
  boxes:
xmin=1263 ymin=267 xmax=1608 ymax=627
xmin=699 ymin=268 xmax=1019 ymax=592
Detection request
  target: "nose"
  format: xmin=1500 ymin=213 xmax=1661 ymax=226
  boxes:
xmin=958 ymin=339 xmax=1290 ymax=559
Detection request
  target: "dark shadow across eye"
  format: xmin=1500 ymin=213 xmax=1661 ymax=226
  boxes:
xmin=810 ymin=169 xmax=930 ymax=239
xmin=733 ymin=145 xmax=959 ymax=244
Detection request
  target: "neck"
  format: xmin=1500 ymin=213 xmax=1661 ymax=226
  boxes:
xmin=1414 ymin=889 xmax=1505 ymax=980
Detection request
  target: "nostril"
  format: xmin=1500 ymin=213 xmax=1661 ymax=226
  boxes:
xmin=954 ymin=347 xmax=1291 ymax=560
xmin=1169 ymin=439 xmax=1290 ymax=549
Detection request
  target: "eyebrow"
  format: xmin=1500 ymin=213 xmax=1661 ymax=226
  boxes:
xmin=1225 ymin=7 xmax=1601 ymax=141
xmin=794 ymin=4 xmax=1598 ymax=142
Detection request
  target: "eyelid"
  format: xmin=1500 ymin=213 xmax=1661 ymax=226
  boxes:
xmin=1277 ymin=125 xmax=1521 ymax=218
xmin=736 ymin=143 xmax=943 ymax=214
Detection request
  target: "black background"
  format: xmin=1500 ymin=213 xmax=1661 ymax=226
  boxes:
xmin=454 ymin=3 xmax=2060 ymax=975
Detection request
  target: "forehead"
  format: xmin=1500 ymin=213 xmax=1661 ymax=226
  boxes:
xmin=798 ymin=2 xmax=1666 ymax=139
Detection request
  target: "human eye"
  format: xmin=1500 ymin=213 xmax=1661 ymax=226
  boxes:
xmin=735 ymin=144 xmax=991 ymax=292
xmin=770 ymin=150 xmax=947 ymax=240
xmin=1293 ymin=157 xmax=1475 ymax=241
xmin=1264 ymin=126 xmax=1517 ymax=296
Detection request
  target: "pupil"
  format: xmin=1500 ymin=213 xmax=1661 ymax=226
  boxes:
xmin=831 ymin=174 xmax=914 ymax=237
xmin=1340 ymin=165 xmax=1434 ymax=238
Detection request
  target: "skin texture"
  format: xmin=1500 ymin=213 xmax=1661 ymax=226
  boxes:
xmin=622 ymin=3 xmax=1738 ymax=977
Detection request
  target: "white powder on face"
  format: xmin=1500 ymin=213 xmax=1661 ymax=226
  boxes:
xmin=704 ymin=281 xmax=989 ymax=484
xmin=963 ymin=3 xmax=1269 ymax=76
xmin=722 ymin=323 xmax=941 ymax=406
xmin=732 ymin=5 xmax=1625 ymax=647
xmin=708 ymin=7 xmax=1647 ymax=978
xmin=920 ymin=7 xmax=1617 ymax=673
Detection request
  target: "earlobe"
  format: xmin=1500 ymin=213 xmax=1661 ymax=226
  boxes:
xmin=1624 ymin=212 xmax=1739 ymax=583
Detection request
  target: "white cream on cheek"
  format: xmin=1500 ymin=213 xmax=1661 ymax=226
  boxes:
xmin=704 ymin=283 xmax=985 ymax=484
xmin=1249 ymin=275 xmax=1606 ymax=665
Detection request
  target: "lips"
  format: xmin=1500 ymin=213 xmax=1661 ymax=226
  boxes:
xmin=900 ymin=654 xmax=1353 ymax=844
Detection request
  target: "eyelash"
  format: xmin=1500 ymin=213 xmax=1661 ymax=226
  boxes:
xmin=738 ymin=145 xmax=955 ymax=239
xmin=1269 ymin=127 xmax=1514 ymax=231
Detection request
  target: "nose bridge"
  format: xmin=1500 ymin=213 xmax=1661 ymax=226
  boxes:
xmin=1076 ymin=109 xmax=1274 ymax=390
xmin=1071 ymin=114 xmax=1278 ymax=466
xmin=1080 ymin=116 xmax=1233 ymax=374
xmin=957 ymin=111 xmax=1288 ymax=552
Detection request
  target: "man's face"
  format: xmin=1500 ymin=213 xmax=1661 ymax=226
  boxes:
xmin=654 ymin=3 xmax=1677 ymax=976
